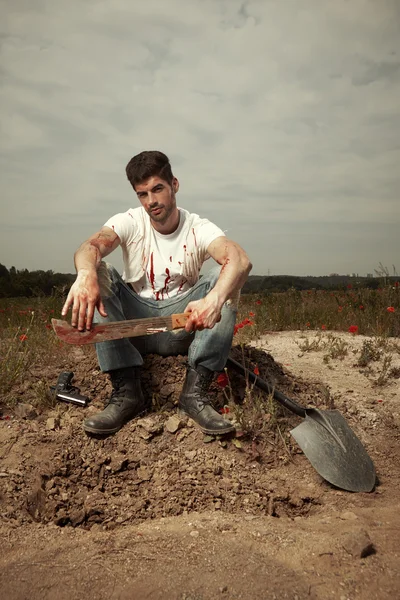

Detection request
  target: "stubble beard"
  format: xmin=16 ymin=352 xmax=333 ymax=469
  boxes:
xmin=148 ymin=194 xmax=176 ymax=226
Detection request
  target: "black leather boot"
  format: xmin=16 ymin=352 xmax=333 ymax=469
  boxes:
xmin=178 ymin=365 xmax=235 ymax=435
xmin=83 ymin=367 xmax=148 ymax=435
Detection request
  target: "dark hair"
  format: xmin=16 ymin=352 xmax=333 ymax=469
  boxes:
xmin=125 ymin=151 xmax=174 ymax=189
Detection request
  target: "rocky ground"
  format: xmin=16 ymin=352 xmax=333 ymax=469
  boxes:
xmin=0 ymin=331 xmax=399 ymax=599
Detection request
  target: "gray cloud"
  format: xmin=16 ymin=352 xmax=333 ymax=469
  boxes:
xmin=0 ymin=0 xmax=399 ymax=277
xmin=352 ymin=59 xmax=400 ymax=86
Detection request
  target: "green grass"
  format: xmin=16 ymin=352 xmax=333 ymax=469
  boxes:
xmin=234 ymin=284 xmax=399 ymax=343
xmin=0 ymin=295 xmax=70 ymax=401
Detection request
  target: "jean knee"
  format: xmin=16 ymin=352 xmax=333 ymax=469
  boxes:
xmin=98 ymin=262 xmax=121 ymax=298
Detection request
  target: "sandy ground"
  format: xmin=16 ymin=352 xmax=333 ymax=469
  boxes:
xmin=0 ymin=330 xmax=399 ymax=599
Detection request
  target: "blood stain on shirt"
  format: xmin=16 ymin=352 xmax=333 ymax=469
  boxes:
xmin=159 ymin=268 xmax=172 ymax=300
xmin=149 ymin=253 xmax=155 ymax=290
xmin=178 ymin=277 xmax=187 ymax=292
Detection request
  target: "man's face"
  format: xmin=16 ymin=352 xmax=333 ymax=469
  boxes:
xmin=135 ymin=175 xmax=179 ymax=226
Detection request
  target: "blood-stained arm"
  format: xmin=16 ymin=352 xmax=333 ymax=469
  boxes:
xmin=61 ymin=226 xmax=121 ymax=331
xmin=184 ymin=236 xmax=252 ymax=332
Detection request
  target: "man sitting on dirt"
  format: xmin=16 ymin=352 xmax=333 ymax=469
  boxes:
xmin=62 ymin=150 xmax=252 ymax=436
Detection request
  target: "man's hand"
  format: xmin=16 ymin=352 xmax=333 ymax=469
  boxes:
xmin=61 ymin=269 xmax=107 ymax=331
xmin=184 ymin=291 xmax=222 ymax=332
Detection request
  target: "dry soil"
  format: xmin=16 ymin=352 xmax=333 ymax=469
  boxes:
xmin=0 ymin=331 xmax=399 ymax=599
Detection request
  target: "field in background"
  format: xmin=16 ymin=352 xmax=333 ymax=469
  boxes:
xmin=237 ymin=283 xmax=399 ymax=340
xmin=0 ymin=281 xmax=398 ymax=405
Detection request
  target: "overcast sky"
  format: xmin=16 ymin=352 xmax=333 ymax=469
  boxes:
xmin=1 ymin=0 xmax=399 ymax=277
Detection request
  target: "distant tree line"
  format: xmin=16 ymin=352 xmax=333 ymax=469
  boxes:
xmin=241 ymin=274 xmax=384 ymax=294
xmin=0 ymin=264 xmax=393 ymax=298
xmin=0 ymin=264 xmax=75 ymax=298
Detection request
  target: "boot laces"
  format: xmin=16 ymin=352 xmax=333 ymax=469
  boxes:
xmin=195 ymin=373 xmax=213 ymax=404
xmin=106 ymin=372 xmax=130 ymax=407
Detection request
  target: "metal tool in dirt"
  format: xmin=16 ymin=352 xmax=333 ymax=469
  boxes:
xmin=52 ymin=313 xmax=190 ymax=345
xmin=227 ymin=356 xmax=376 ymax=493
xmin=50 ymin=371 xmax=89 ymax=407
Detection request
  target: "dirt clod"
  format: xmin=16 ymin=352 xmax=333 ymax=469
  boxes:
xmin=165 ymin=414 xmax=185 ymax=433
xmin=342 ymin=529 xmax=376 ymax=558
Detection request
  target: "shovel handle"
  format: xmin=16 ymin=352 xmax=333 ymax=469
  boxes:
xmin=226 ymin=356 xmax=306 ymax=418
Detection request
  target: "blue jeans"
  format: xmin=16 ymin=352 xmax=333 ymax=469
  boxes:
xmin=94 ymin=263 xmax=238 ymax=373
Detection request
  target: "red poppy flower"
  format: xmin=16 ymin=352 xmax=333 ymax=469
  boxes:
xmin=256 ymin=300 xmax=262 ymax=305
xmin=19 ymin=334 xmax=28 ymax=342
xmin=45 ymin=324 xmax=52 ymax=329
xmin=395 ymin=282 xmax=399 ymax=288
xmin=387 ymin=306 xmax=395 ymax=313
xmin=359 ymin=305 xmax=364 ymax=310
xmin=321 ymin=325 xmax=326 ymax=330
xmin=306 ymin=322 xmax=310 ymax=327
xmin=338 ymin=306 xmax=343 ymax=312
xmin=347 ymin=284 xmax=352 ymax=289
xmin=249 ymin=311 xmax=255 ymax=317
xmin=348 ymin=325 xmax=358 ymax=334
xmin=253 ymin=366 xmax=260 ymax=376
xmin=216 ymin=373 xmax=229 ymax=388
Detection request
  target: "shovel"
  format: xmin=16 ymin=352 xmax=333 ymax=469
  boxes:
xmin=226 ymin=356 xmax=376 ymax=493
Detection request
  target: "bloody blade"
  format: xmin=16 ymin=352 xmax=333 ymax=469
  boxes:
xmin=52 ymin=313 xmax=190 ymax=345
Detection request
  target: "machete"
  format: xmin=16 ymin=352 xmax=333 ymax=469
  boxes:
xmin=52 ymin=313 xmax=190 ymax=345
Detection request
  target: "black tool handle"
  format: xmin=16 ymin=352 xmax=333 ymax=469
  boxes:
xmin=50 ymin=371 xmax=89 ymax=407
xmin=55 ymin=371 xmax=74 ymax=391
xmin=226 ymin=356 xmax=306 ymax=418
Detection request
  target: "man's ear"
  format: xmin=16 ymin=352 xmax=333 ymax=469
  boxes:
xmin=172 ymin=177 xmax=179 ymax=193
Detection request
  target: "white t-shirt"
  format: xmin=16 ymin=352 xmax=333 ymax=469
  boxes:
xmin=104 ymin=207 xmax=225 ymax=300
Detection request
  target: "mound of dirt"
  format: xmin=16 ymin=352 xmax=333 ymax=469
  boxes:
xmin=1 ymin=332 xmax=399 ymax=599
xmin=1 ymin=344 xmax=327 ymax=531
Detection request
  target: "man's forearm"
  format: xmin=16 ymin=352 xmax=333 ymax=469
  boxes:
xmin=209 ymin=252 xmax=252 ymax=309
xmin=73 ymin=228 xmax=120 ymax=274
xmin=74 ymin=240 xmax=103 ymax=274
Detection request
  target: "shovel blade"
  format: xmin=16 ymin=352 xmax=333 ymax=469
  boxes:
xmin=290 ymin=409 xmax=376 ymax=492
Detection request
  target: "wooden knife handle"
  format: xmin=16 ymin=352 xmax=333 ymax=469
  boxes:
xmin=171 ymin=313 xmax=190 ymax=329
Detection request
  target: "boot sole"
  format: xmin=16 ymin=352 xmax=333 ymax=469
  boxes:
xmin=83 ymin=424 xmax=122 ymax=435
xmin=177 ymin=409 xmax=235 ymax=436
xmin=83 ymin=405 xmax=150 ymax=436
